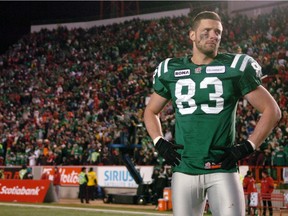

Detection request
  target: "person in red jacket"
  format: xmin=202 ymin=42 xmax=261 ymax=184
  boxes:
xmin=243 ymin=170 xmax=258 ymax=215
xmin=53 ymin=166 xmax=61 ymax=200
xmin=261 ymin=169 xmax=274 ymax=216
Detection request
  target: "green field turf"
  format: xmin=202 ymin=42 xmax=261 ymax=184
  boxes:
xmin=0 ymin=202 xmax=213 ymax=216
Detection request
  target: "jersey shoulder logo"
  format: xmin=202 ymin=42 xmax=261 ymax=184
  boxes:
xmin=206 ymin=66 xmax=225 ymax=74
xmin=174 ymin=69 xmax=190 ymax=77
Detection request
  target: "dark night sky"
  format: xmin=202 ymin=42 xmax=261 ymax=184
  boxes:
xmin=0 ymin=1 xmax=108 ymax=54
xmin=0 ymin=1 xmax=193 ymax=54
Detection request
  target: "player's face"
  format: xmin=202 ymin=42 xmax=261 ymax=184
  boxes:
xmin=190 ymin=19 xmax=223 ymax=57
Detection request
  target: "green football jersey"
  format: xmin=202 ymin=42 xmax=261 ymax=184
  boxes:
xmin=153 ymin=53 xmax=262 ymax=174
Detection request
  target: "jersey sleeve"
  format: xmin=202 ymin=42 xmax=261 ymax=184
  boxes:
xmin=152 ymin=58 xmax=172 ymax=99
xmin=238 ymin=55 xmax=262 ymax=96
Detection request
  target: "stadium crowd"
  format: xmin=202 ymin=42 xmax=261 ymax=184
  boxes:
xmin=0 ymin=6 xmax=287 ymax=168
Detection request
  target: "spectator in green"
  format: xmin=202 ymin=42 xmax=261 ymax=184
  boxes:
xmin=0 ymin=169 xmax=4 ymax=179
xmin=19 ymin=165 xmax=27 ymax=179
xmin=0 ymin=143 xmax=3 ymax=157
xmin=23 ymin=167 xmax=33 ymax=179
xmin=0 ymin=143 xmax=4 ymax=165
xmin=273 ymin=146 xmax=287 ymax=166
xmin=90 ymin=150 xmax=100 ymax=165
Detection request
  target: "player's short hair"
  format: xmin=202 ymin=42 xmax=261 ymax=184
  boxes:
xmin=191 ymin=11 xmax=222 ymax=31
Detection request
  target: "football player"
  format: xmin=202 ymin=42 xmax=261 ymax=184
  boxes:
xmin=144 ymin=11 xmax=281 ymax=216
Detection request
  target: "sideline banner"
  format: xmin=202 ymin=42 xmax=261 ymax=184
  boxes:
xmin=1 ymin=165 xmax=154 ymax=188
xmin=97 ymin=166 xmax=154 ymax=188
xmin=42 ymin=166 xmax=81 ymax=186
xmin=42 ymin=166 xmax=154 ymax=187
xmin=0 ymin=180 xmax=51 ymax=203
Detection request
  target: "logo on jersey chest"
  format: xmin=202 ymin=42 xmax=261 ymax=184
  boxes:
xmin=206 ymin=66 xmax=225 ymax=73
xmin=174 ymin=69 xmax=190 ymax=77
xmin=195 ymin=67 xmax=202 ymax=74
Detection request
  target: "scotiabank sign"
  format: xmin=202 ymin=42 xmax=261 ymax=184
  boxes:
xmin=42 ymin=166 xmax=81 ymax=186
xmin=0 ymin=180 xmax=50 ymax=202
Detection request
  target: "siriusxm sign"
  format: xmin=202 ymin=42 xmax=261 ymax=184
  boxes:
xmin=97 ymin=166 xmax=154 ymax=188
xmin=104 ymin=170 xmax=135 ymax=187
xmin=104 ymin=170 xmax=134 ymax=181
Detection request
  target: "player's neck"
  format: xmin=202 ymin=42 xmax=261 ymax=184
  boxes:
xmin=191 ymin=51 xmax=217 ymax=65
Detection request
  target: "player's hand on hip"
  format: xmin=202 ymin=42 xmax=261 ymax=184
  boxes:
xmin=155 ymin=138 xmax=184 ymax=166
xmin=216 ymin=140 xmax=254 ymax=170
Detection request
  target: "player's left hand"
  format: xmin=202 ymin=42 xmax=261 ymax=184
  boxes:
xmin=216 ymin=140 xmax=254 ymax=170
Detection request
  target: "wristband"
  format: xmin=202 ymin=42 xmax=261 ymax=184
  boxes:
xmin=247 ymin=140 xmax=256 ymax=150
xmin=153 ymin=136 xmax=162 ymax=145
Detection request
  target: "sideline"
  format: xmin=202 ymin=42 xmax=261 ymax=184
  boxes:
xmin=0 ymin=202 xmax=173 ymax=216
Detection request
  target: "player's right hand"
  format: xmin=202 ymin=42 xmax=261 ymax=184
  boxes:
xmin=155 ymin=138 xmax=184 ymax=166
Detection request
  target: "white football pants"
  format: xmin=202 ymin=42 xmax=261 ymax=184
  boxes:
xmin=172 ymin=172 xmax=245 ymax=216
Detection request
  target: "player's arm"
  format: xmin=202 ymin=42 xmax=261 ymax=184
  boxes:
xmin=218 ymin=86 xmax=281 ymax=170
xmin=144 ymin=92 xmax=169 ymax=141
xmin=144 ymin=92 xmax=183 ymax=166
xmin=244 ymin=85 xmax=281 ymax=148
xmin=217 ymin=55 xmax=281 ymax=170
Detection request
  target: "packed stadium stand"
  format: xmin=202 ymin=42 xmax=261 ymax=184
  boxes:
xmin=0 ymin=3 xmax=287 ymax=173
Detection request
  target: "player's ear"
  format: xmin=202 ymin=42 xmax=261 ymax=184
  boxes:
xmin=189 ymin=30 xmax=195 ymax=42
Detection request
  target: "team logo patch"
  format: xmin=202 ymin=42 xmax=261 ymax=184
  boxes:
xmin=206 ymin=66 xmax=225 ymax=74
xmin=174 ymin=69 xmax=190 ymax=77
xmin=195 ymin=67 xmax=202 ymax=74
xmin=204 ymin=161 xmax=221 ymax=169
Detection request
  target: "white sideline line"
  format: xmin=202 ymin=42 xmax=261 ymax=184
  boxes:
xmin=0 ymin=202 xmax=173 ymax=216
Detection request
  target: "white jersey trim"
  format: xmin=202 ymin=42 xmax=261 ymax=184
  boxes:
xmin=231 ymin=54 xmax=242 ymax=68
xmin=240 ymin=55 xmax=252 ymax=72
xmin=164 ymin=58 xmax=172 ymax=73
